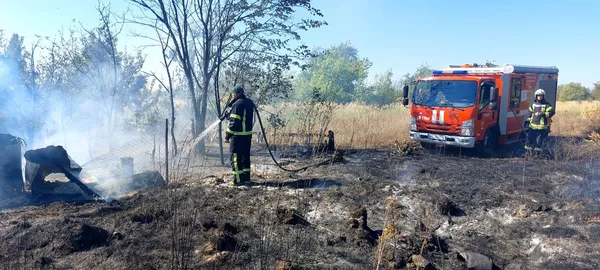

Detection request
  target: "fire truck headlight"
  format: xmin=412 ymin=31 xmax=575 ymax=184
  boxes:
xmin=410 ymin=116 xmax=416 ymax=131
xmin=461 ymin=119 xmax=474 ymax=136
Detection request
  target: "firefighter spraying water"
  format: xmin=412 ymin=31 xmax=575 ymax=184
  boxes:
xmin=221 ymin=86 xmax=255 ymax=186
xmin=210 ymin=86 xmax=339 ymax=186
xmin=177 ymin=85 xmax=339 ymax=187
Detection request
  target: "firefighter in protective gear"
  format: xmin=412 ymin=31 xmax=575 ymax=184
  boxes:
xmin=525 ymin=89 xmax=554 ymax=152
xmin=224 ymin=86 xmax=255 ymax=185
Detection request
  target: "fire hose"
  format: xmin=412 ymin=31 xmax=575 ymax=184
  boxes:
xmin=219 ymin=105 xmax=337 ymax=173
xmin=509 ymin=107 xmax=529 ymax=148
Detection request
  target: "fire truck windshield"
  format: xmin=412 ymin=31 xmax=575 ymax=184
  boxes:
xmin=412 ymin=80 xmax=478 ymax=108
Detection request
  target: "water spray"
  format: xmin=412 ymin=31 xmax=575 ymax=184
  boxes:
xmin=216 ymin=100 xmax=336 ymax=173
xmin=186 ymin=96 xmax=337 ymax=174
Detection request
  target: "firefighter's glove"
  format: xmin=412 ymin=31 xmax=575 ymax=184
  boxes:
xmin=219 ymin=111 xmax=231 ymax=121
xmin=534 ymin=112 xmax=543 ymax=117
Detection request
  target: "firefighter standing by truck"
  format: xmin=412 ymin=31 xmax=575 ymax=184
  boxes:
xmin=526 ymin=89 xmax=555 ymax=153
xmin=223 ymin=86 xmax=255 ymax=185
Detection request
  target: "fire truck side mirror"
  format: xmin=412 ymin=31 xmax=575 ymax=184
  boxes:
xmin=402 ymin=85 xmax=409 ymax=106
xmin=490 ymin=87 xmax=498 ymax=111
xmin=489 ymin=87 xmax=499 ymax=110
xmin=490 ymin=87 xmax=498 ymax=102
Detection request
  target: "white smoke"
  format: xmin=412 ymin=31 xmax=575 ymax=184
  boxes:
xmin=0 ymin=55 xmax=171 ymax=162
xmin=0 ymin=44 xmax=177 ymax=202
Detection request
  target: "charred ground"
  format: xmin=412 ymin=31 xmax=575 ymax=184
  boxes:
xmin=1 ymin=143 xmax=600 ymax=270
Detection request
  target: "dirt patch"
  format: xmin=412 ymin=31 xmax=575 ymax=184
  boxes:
xmin=10 ymin=219 xmax=111 ymax=255
xmin=0 ymin=215 xmax=115 ymax=270
xmin=53 ymin=221 xmax=111 ymax=254
xmin=130 ymin=205 xmax=169 ymax=224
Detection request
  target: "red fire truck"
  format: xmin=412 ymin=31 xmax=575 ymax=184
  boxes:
xmin=401 ymin=63 xmax=559 ymax=155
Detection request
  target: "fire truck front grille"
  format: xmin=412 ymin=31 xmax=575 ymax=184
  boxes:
xmin=418 ymin=123 xmax=460 ymax=135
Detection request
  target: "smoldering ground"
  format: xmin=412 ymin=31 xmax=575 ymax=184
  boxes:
xmin=1 ymin=145 xmax=600 ymax=269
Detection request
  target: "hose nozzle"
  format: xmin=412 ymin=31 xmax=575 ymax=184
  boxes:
xmin=219 ymin=108 xmax=231 ymax=121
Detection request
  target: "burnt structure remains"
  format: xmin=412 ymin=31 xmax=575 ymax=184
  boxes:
xmin=0 ymin=133 xmax=24 ymax=197
xmin=24 ymin=145 xmax=102 ymax=200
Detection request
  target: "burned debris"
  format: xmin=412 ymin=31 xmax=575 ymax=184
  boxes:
xmin=0 ymin=133 xmax=166 ymax=207
xmin=275 ymin=207 xmax=310 ymax=226
xmin=95 ymin=171 xmax=166 ymax=199
xmin=457 ymin=251 xmax=494 ymax=270
xmin=0 ymin=134 xmax=25 ymax=197
xmin=24 ymin=145 xmax=101 ymax=200
xmin=199 ymin=222 xmax=240 ymax=264
xmin=344 ymin=207 xmax=379 ymax=246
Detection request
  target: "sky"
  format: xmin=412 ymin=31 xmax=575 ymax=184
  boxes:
xmin=0 ymin=0 xmax=598 ymax=88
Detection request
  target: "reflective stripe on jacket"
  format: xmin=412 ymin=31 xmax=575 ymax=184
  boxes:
xmin=528 ymin=100 xmax=554 ymax=130
xmin=225 ymin=94 xmax=255 ymax=139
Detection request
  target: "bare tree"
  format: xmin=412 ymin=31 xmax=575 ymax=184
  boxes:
xmin=146 ymin=29 xmax=178 ymax=156
xmin=128 ymin=0 xmax=204 ymax=153
xmin=128 ymin=0 xmax=325 ymax=157
xmin=27 ymin=37 xmax=42 ymax=146
xmin=192 ymin=0 xmax=326 ymax=162
xmin=93 ymin=2 xmax=127 ymax=149
xmin=54 ymin=5 xmax=145 ymax=155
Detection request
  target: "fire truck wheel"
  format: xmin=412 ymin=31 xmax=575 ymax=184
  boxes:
xmin=476 ymin=129 xmax=497 ymax=157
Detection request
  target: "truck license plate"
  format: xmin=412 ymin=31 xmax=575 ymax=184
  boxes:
xmin=430 ymin=134 xmax=445 ymax=141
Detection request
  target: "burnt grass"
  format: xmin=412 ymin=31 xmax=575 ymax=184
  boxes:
xmin=1 ymin=146 xmax=600 ymax=269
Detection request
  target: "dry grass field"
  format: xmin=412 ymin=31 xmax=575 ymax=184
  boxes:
xmin=551 ymin=101 xmax=600 ymax=137
xmin=265 ymin=101 xmax=600 ymax=152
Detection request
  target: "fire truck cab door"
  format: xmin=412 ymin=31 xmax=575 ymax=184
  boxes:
xmin=477 ymin=80 xmax=496 ymax=134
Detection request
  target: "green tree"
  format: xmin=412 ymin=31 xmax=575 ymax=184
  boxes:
xmin=0 ymin=34 xmax=33 ymax=141
xmin=591 ymin=82 xmax=600 ymax=101
xmin=295 ymin=42 xmax=372 ymax=103
xmin=357 ymin=70 xmax=401 ymax=106
xmin=3 ymin=34 xmax=27 ymax=76
xmin=558 ymin=82 xmax=590 ymax=101
xmin=400 ymin=63 xmax=433 ymax=97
